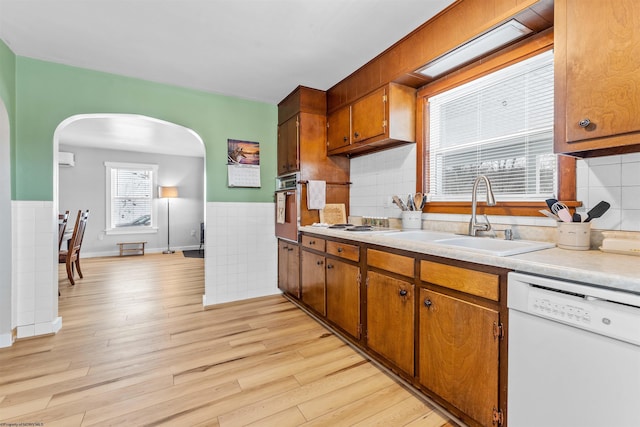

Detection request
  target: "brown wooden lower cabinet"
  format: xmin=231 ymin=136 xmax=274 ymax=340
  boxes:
xmin=366 ymin=270 xmax=414 ymax=375
xmin=326 ymin=258 xmax=360 ymax=339
xmin=301 ymin=250 xmax=326 ymax=316
xmin=418 ymin=288 xmax=500 ymax=427
xmin=294 ymin=233 xmax=508 ymax=427
xmin=277 ymin=240 xmax=300 ymax=298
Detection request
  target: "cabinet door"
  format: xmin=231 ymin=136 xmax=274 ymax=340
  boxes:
xmin=277 ymin=115 xmax=299 ymax=174
xmin=301 ymin=250 xmax=325 ymax=315
xmin=277 ymin=241 xmax=288 ymax=292
xmin=351 ymin=87 xmax=386 ymax=143
xmin=286 ymin=244 xmax=300 ymax=298
xmin=278 ymin=241 xmax=299 ymax=298
xmin=558 ymin=0 xmax=640 ymax=146
xmin=327 ymin=106 xmax=351 ymax=151
xmin=366 ymin=270 xmax=414 ymax=375
xmin=419 ymin=288 xmax=499 ymax=427
xmin=326 ymin=259 xmax=360 ymax=338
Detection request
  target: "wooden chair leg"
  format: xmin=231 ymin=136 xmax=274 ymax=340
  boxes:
xmin=76 ymin=258 xmax=83 ymax=279
xmin=66 ymin=258 xmax=76 ymax=286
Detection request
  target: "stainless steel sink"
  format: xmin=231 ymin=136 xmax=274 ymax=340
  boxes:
xmin=382 ymin=230 xmax=555 ymax=256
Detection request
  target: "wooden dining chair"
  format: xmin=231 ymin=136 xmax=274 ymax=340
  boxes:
xmin=58 ymin=210 xmax=70 ymax=250
xmin=59 ymin=209 xmax=89 ymax=285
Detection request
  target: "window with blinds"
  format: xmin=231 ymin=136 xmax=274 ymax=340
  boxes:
xmin=105 ymin=162 xmax=158 ymax=232
xmin=427 ymin=50 xmax=555 ymax=201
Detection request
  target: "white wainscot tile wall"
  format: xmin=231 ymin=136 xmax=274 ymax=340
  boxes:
xmin=204 ymin=202 xmax=278 ymax=306
xmin=577 ymin=152 xmax=640 ymax=231
xmin=12 ymin=201 xmax=61 ymax=339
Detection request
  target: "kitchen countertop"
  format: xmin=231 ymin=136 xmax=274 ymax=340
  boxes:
xmin=299 ymin=225 xmax=640 ymax=296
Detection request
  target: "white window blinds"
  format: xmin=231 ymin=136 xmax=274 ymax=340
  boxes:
xmin=109 ymin=165 xmax=154 ymax=228
xmin=427 ymin=50 xmax=555 ymax=201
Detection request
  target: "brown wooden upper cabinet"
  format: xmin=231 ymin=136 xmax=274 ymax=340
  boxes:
xmin=326 ymin=106 xmax=351 ymax=152
xmin=555 ymin=0 xmax=640 ymax=157
xmin=277 ymin=115 xmax=299 ymax=174
xmin=277 ymin=86 xmax=327 ymax=175
xmin=326 ymin=83 xmax=416 ymax=157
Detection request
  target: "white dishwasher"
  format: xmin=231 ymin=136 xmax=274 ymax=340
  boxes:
xmin=507 ymin=272 xmax=640 ymax=427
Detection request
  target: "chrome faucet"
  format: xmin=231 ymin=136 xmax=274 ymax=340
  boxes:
xmin=468 ymin=175 xmax=496 ymax=236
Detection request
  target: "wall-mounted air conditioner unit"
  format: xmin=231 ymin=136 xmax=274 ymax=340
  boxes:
xmin=58 ymin=152 xmax=75 ymax=167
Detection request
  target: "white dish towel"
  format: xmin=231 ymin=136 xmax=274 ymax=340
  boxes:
xmin=306 ymin=180 xmax=326 ymax=210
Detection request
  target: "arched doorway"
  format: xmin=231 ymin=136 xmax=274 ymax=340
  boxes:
xmin=53 ymin=113 xmax=206 ymax=289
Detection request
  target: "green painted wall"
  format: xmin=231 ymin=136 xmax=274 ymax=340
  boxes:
xmin=0 ymin=39 xmax=16 ymax=197
xmin=14 ymin=57 xmax=277 ymax=202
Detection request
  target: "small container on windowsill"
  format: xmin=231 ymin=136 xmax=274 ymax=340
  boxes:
xmin=557 ymin=221 xmax=591 ymax=250
xmin=401 ymin=211 xmax=422 ymax=230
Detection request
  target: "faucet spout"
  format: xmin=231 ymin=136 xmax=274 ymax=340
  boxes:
xmin=469 ymin=175 xmax=496 ymax=236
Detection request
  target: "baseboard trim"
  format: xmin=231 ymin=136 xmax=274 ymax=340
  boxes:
xmin=202 ymin=292 xmax=282 ymax=310
xmin=0 ymin=328 xmax=15 ymax=348
xmin=203 ymin=292 xmax=283 ymax=309
xmin=82 ymin=245 xmax=201 ymax=259
xmin=16 ymin=317 xmax=63 ymax=340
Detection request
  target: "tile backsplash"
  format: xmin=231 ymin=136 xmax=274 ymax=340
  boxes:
xmin=350 ymin=144 xmax=416 ymax=218
xmin=351 ymin=146 xmax=640 ymax=232
xmin=576 ymin=153 xmax=640 ymax=231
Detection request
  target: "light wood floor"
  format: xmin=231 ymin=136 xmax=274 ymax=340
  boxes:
xmin=0 ymin=252 xmax=456 ymax=426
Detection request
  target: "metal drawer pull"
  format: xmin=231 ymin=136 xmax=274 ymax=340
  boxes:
xmin=578 ymin=118 xmax=591 ymax=128
xmin=424 ymin=299 xmax=432 ymax=308
xmin=399 ymin=289 xmax=408 ymax=297
xmin=327 ymin=264 xmax=334 ymax=269
xmin=337 ymin=247 xmax=343 ymax=253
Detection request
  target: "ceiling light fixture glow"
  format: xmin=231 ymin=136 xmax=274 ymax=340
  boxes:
xmin=417 ymin=19 xmax=533 ymax=78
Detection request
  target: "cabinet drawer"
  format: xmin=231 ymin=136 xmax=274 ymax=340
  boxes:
xmin=301 ymin=235 xmax=325 ymax=252
xmin=367 ymin=249 xmax=414 ymax=277
xmin=420 ymin=260 xmax=499 ymax=301
xmin=326 ymin=241 xmax=359 ymax=262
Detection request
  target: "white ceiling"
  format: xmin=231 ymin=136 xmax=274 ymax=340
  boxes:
xmin=0 ymin=0 xmax=455 ymax=156
xmin=58 ymin=114 xmax=206 ymax=157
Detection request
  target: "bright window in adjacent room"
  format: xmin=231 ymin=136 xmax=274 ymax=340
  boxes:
xmin=105 ymin=162 xmax=158 ymax=234
xmin=426 ymin=50 xmax=555 ymax=201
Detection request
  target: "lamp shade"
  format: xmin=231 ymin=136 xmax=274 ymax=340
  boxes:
xmin=158 ymin=186 xmax=179 ymax=198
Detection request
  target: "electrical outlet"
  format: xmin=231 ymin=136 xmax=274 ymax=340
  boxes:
xmin=190 ymin=229 xmax=196 ymax=237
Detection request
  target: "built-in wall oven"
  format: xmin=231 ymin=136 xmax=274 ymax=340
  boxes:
xmin=275 ymin=172 xmax=299 ymax=242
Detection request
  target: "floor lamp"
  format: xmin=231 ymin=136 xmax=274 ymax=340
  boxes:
xmin=159 ymin=186 xmax=179 ymax=254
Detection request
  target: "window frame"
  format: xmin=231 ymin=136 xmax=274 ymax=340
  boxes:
xmin=415 ymin=29 xmax=578 ymax=216
xmin=104 ymin=161 xmax=159 ymax=235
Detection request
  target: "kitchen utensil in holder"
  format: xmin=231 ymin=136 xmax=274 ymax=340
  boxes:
xmin=557 ymin=221 xmax=591 ymax=250
xmin=401 ymin=211 xmax=422 ymax=230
